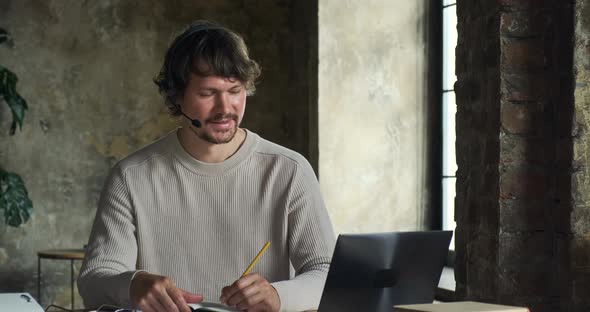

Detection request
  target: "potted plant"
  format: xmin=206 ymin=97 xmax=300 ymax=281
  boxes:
xmin=0 ymin=27 xmax=33 ymax=227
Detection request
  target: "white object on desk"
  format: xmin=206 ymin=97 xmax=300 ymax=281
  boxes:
xmin=89 ymin=301 xmax=239 ymax=312
xmin=189 ymin=302 xmax=240 ymax=311
xmin=394 ymin=301 xmax=530 ymax=312
xmin=0 ymin=293 xmax=44 ymax=312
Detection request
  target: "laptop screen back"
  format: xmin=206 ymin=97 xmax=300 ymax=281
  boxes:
xmin=318 ymin=231 xmax=452 ymax=312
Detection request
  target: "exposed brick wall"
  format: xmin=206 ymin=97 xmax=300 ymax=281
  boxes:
xmin=455 ymin=0 xmax=502 ymax=304
xmin=498 ymin=1 xmax=574 ymax=311
xmin=456 ymin=0 xmax=577 ymax=311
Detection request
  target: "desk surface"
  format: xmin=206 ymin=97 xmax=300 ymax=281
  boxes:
xmin=38 ymin=249 xmax=85 ymax=260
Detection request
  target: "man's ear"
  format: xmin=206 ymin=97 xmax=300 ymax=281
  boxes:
xmin=175 ymin=97 xmax=184 ymax=112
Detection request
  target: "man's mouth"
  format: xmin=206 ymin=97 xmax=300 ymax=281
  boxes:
xmin=207 ymin=118 xmax=235 ymax=130
xmin=206 ymin=114 xmax=238 ymax=128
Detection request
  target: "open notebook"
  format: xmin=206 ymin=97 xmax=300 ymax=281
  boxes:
xmin=92 ymin=302 xmax=239 ymax=312
xmin=0 ymin=293 xmax=44 ymax=312
xmin=188 ymin=302 xmax=240 ymax=312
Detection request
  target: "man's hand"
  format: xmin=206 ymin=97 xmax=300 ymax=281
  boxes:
xmin=220 ymin=273 xmax=280 ymax=312
xmin=130 ymin=272 xmax=203 ymax=312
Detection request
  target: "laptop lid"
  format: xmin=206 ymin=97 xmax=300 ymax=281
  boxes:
xmin=0 ymin=293 xmax=44 ymax=312
xmin=318 ymin=231 xmax=453 ymax=312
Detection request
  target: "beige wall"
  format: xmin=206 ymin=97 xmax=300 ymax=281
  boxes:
xmin=319 ymin=0 xmax=432 ymax=234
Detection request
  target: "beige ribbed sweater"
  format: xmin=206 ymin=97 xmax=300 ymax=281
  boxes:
xmin=77 ymin=129 xmax=336 ymax=312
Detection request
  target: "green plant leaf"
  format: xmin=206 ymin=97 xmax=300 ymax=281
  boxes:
xmin=0 ymin=28 xmax=14 ymax=48
xmin=0 ymin=28 xmax=8 ymax=45
xmin=0 ymin=28 xmax=33 ymax=228
xmin=0 ymin=66 xmax=28 ymax=135
xmin=0 ymin=28 xmax=13 ymax=48
xmin=0 ymin=169 xmax=33 ymax=227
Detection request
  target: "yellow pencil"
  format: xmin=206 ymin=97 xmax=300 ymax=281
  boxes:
xmin=241 ymin=241 xmax=271 ymax=277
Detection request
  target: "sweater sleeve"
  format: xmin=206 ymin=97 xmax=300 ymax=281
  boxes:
xmin=77 ymin=165 xmax=141 ymax=309
xmin=271 ymin=161 xmax=336 ymax=312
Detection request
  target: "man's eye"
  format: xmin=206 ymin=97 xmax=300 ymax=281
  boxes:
xmin=198 ymin=92 xmax=214 ymax=97
xmin=229 ymin=89 xmax=242 ymax=94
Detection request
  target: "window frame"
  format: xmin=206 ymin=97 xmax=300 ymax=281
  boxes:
xmin=438 ymin=0 xmax=457 ymax=267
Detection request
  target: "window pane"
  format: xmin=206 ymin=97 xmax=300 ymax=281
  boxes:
xmin=442 ymin=5 xmax=457 ymax=91
xmin=442 ymin=177 xmax=456 ymax=250
xmin=442 ymin=1 xmax=456 ymax=6
xmin=442 ymin=92 xmax=457 ymax=176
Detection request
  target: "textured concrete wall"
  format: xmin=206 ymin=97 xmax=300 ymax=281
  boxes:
xmin=572 ymin=0 xmax=590 ymax=310
xmin=319 ymin=0 xmax=432 ymax=234
xmin=0 ymin=0 xmax=317 ymax=308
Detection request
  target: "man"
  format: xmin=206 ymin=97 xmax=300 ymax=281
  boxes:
xmin=77 ymin=20 xmax=335 ymax=312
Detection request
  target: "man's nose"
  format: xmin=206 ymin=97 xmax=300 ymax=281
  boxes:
xmin=214 ymin=92 xmax=232 ymax=113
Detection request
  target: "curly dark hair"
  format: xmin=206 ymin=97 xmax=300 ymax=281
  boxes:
xmin=154 ymin=20 xmax=261 ymax=116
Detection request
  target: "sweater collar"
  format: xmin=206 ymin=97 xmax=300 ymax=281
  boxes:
xmin=169 ymin=128 xmax=258 ymax=176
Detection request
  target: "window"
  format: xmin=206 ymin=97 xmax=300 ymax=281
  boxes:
xmin=442 ymin=1 xmax=457 ymax=250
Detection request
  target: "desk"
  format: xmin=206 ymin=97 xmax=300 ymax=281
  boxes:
xmin=37 ymin=249 xmax=85 ymax=310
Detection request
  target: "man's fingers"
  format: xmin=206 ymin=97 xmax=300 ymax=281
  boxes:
xmin=236 ymin=291 xmax=265 ymax=310
xmin=146 ymin=293 xmax=167 ymax=312
xmin=156 ymin=286 xmax=180 ymax=312
xmin=180 ymin=288 xmax=204 ymax=303
xmin=168 ymin=287 xmax=191 ymax=312
xmin=219 ymin=283 xmax=246 ymax=305
xmin=220 ymin=284 xmax=242 ymax=304
xmin=220 ymin=274 xmax=280 ymax=312
xmin=220 ymin=275 xmax=255 ymax=304
xmin=227 ymin=283 xmax=260 ymax=307
xmin=225 ymin=289 xmax=247 ymax=307
xmin=129 ymin=273 xmax=200 ymax=312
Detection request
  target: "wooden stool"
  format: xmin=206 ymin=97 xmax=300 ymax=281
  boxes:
xmin=37 ymin=249 xmax=85 ymax=310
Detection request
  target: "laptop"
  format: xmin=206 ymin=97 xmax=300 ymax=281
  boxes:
xmin=318 ymin=231 xmax=453 ymax=312
xmin=0 ymin=293 xmax=44 ymax=312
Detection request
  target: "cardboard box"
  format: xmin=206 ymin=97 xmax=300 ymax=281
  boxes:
xmin=393 ymin=301 xmax=529 ymax=312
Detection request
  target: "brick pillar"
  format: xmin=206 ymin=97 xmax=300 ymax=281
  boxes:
xmin=455 ymin=0 xmax=576 ymax=311
xmin=455 ymin=0 xmax=502 ymax=304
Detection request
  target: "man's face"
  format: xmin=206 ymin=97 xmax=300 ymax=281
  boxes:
xmin=180 ymin=72 xmax=247 ymax=144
